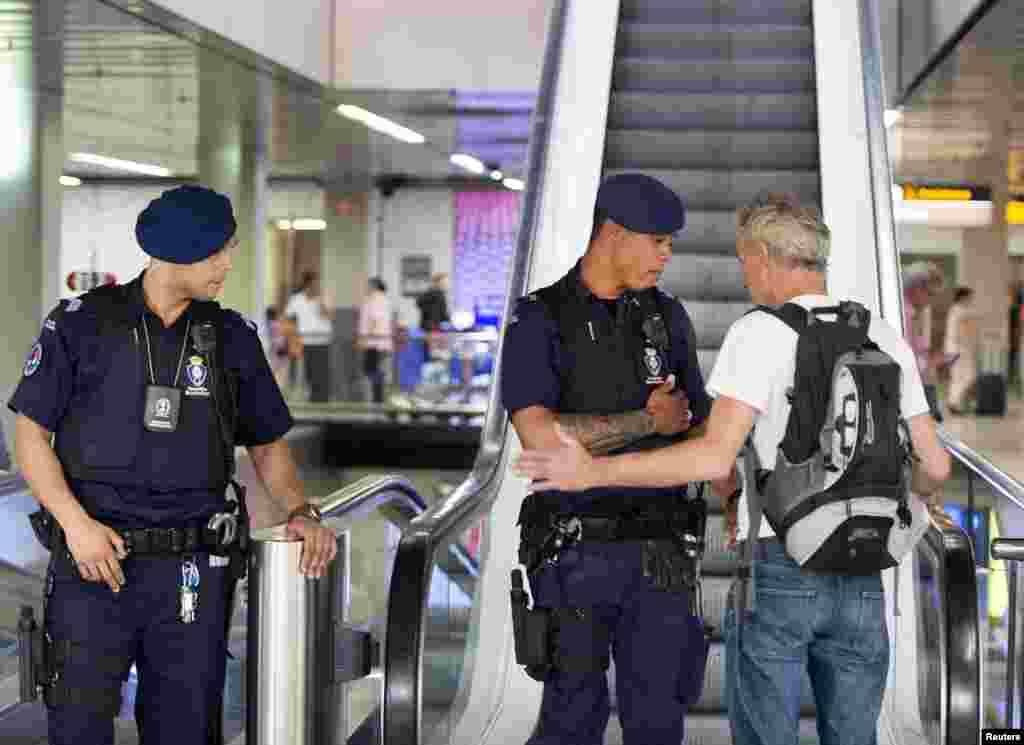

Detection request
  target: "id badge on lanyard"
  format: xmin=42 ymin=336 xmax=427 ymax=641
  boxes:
xmin=141 ymin=317 xmax=191 ymax=433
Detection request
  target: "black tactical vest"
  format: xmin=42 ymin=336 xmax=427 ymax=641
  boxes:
xmin=530 ymin=267 xmax=689 ymax=515
xmin=53 ymin=282 xmax=237 ymax=492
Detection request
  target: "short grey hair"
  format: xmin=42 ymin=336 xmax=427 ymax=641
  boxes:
xmin=737 ymin=192 xmax=831 ymax=271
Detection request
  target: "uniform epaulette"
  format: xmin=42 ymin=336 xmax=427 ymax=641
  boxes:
xmin=224 ymin=308 xmax=258 ymax=333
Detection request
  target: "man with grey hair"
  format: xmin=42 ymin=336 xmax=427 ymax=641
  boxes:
xmin=516 ymin=193 xmax=951 ymax=745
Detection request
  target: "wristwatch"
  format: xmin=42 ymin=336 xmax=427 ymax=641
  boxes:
xmin=288 ymin=503 xmax=323 ymax=523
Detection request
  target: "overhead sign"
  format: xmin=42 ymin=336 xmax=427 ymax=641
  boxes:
xmin=901 ymin=184 xmax=991 ymax=201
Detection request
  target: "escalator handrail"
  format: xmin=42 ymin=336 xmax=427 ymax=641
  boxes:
xmin=382 ymin=1 xmax=570 ymax=742
xmin=0 ymin=473 xmax=29 ymax=501
xmin=938 ymin=428 xmax=1024 ymax=512
xmin=318 ymin=474 xmax=479 ymax=576
xmin=320 ymin=474 xmax=427 ymax=521
xmin=919 ymin=523 xmax=981 ymax=745
xmin=858 ymin=0 xmax=904 ymax=331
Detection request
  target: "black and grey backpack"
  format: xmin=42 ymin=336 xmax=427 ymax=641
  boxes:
xmin=738 ymin=301 xmax=928 ymax=586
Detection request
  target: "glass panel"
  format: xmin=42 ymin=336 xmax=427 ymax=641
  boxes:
xmin=419 ymin=515 xmax=487 ymax=745
xmin=334 ymin=510 xmax=404 ymax=745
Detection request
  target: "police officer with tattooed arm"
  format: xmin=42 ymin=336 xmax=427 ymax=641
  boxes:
xmin=10 ymin=185 xmax=337 ymax=745
xmin=502 ymin=173 xmax=733 ymax=745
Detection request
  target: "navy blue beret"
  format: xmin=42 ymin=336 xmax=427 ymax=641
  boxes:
xmin=136 ymin=185 xmax=237 ymax=264
xmin=595 ymin=173 xmax=685 ymax=235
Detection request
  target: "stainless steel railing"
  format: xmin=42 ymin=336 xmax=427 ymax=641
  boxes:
xmin=246 ymin=475 xmax=432 ymax=745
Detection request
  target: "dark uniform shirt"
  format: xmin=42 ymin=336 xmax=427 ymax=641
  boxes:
xmin=8 ymin=273 xmax=293 ymax=528
xmin=501 ymin=266 xmax=711 ymax=513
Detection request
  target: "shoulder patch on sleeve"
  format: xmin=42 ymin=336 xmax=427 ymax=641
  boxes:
xmin=64 ymin=297 xmax=83 ymax=313
xmin=23 ymin=341 xmax=43 ymax=377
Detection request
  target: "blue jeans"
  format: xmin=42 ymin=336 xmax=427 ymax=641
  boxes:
xmin=723 ymin=540 xmax=889 ymax=745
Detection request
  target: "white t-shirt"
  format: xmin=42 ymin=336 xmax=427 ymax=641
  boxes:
xmin=706 ymin=294 xmax=931 ymax=541
xmin=284 ymin=292 xmax=333 ymax=347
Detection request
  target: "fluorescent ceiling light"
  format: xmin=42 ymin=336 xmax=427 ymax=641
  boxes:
xmin=503 ymin=177 xmax=524 ymax=191
xmin=490 ymin=170 xmax=504 ymax=182
xmin=450 ymin=153 xmax=485 ymax=175
xmin=70 ymin=152 xmax=171 ymax=177
xmin=292 ymin=218 xmax=326 ymax=231
xmin=276 ymin=219 xmax=293 ymax=231
xmin=59 ymin=175 xmax=82 ymax=187
xmin=336 ymin=104 xmax=425 ymax=145
xmin=883 ymin=109 xmax=902 ymax=128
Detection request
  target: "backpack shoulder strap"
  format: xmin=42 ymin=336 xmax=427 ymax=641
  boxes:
xmin=744 ymin=302 xmax=808 ymax=335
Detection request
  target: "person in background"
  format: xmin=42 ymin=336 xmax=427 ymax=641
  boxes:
xmin=903 ymin=263 xmax=943 ymax=421
xmin=1009 ymin=282 xmax=1022 ymax=393
xmin=358 ymin=277 xmax=393 ymax=404
xmin=945 ymin=286 xmax=978 ymax=415
xmin=264 ymin=307 xmax=294 ymax=391
xmin=284 ymin=271 xmax=334 ymax=402
xmin=417 ymin=272 xmax=451 ymax=331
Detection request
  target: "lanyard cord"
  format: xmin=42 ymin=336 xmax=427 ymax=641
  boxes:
xmin=141 ymin=316 xmax=191 ymax=388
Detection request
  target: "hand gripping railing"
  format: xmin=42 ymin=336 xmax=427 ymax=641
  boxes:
xmin=246 ymin=475 xmax=434 ymax=745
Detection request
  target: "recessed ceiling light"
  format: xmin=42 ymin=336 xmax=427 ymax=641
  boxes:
xmin=450 ymin=153 xmax=486 ymax=175
xmin=336 ymin=104 xmax=425 ymax=145
xmin=70 ymin=152 xmax=171 ymax=177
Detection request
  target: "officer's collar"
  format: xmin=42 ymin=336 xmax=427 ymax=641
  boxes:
xmin=128 ymin=271 xmax=199 ymax=323
xmin=567 ymin=260 xmax=638 ymax=305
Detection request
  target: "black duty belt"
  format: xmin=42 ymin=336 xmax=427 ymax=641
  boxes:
xmin=568 ymin=515 xmax=679 ymax=542
xmin=120 ymin=522 xmax=239 ymax=555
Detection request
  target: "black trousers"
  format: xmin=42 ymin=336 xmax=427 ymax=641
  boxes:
xmin=304 ymin=345 xmax=331 ymax=403
xmin=363 ymin=349 xmax=385 ymax=403
xmin=45 ymin=553 xmax=229 ymax=745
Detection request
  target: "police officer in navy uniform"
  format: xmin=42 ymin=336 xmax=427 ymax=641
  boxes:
xmin=502 ymin=173 xmax=726 ymax=745
xmin=9 ymin=185 xmax=337 ymax=745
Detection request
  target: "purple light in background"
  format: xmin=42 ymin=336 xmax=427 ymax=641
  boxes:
xmin=453 ymin=190 xmax=523 ymax=320
xmin=454 ymin=91 xmax=534 ymax=173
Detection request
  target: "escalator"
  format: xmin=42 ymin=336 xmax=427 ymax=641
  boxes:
xmin=606 ymin=0 xmax=819 ymax=738
xmin=379 ymin=1 xmax=986 ymax=745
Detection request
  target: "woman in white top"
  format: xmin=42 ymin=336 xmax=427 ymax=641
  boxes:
xmin=284 ymin=271 xmax=335 ymax=402
xmin=945 ymin=286 xmax=978 ymax=414
xmin=358 ymin=277 xmax=394 ymax=403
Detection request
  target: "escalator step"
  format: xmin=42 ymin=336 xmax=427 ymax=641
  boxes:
xmin=613 ymin=58 xmax=815 ymax=95
xmin=617 ymin=0 xmax=812 ymax=25
xmin=671 ymin=210 xmax=738 ymax=255
xmin=676 ymin=301 xmax=752 ymax=350
xmin=660 ymin=253 xmax=750 ymax=302
xmin=702 ymin=522 xmax=740 ymax=577
xmin=604 ymin=129 xmax=819 ymax=171
xmin=617 ymin=23 xmax=814 ymax=60
xmin=609 ymin=91 xmax=817 ymax=131
xmin=605 ymin=168 xmax=819 ymax=213
xmin=603 ymin=712 xmax=819 ymax=744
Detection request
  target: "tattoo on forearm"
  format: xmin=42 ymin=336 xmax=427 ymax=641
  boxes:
xmin=556 ymin=410 xmax=656 ymax=455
